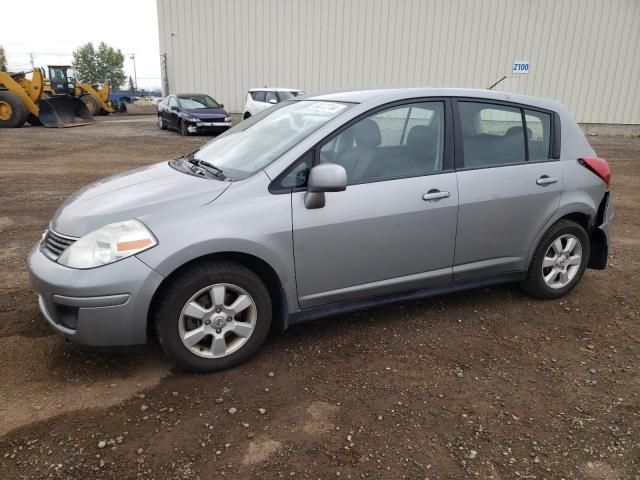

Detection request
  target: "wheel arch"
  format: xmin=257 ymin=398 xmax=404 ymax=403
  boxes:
xmin=526 ymin=201 xmax=600 ymax=270
xmin=147 ymin=251 xmax=289 ymax=343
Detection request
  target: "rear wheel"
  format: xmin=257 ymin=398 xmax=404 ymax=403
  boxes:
xmin=154 ymin=261 xmax=272 ymax=372
xmin=521 ymin=219 xmax=590 ymax=299
xmin=81 ymin=94 xmax=99 ymax=115
xmin=0 ymin=91 xmax=28 ymax=128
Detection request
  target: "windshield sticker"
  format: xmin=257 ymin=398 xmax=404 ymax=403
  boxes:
xmin=308 ymin=102 xmax=347 ymax=114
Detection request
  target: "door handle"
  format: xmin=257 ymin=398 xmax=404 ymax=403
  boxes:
xmin=422 ymin=189 xmax=450 ymax=201
xmin=536 ymin=175 xmax=558 ymax=186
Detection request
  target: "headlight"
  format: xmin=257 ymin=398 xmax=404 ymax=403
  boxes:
xmin=183 ymin=115 xmax=198 ymax=122
xmin=57 ymin=220 xmax=157 ymax=269
xmin=224 ymin=116 xmax=232 ymax=122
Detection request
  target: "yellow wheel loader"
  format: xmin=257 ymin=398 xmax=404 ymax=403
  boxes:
xmin=45 ymin=65 xmax=114 ymax=116
xmin=0 ymin=68 xmax=94 ymax=128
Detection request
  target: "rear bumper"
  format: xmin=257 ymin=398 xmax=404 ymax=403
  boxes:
xmin=589 ymin=191 xmax=613 ymax=269
xmin=27 ymin=244 xmax=164 ymax=347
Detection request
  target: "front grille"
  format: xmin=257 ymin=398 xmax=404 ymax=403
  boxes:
xmin=42 ymin=229 xmax=77 ymax=261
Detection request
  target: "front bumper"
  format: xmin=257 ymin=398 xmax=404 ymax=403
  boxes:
xmin=186 ymin=121 xmax=232 ymax=134
xmin=27 ymin=245 xmax=164 ymax=347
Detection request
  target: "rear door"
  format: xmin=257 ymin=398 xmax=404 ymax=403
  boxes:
xmin=290 ymin=99 xmax=459 ymax=308
xmin=453 ymin=99 xmax=562 ymax=280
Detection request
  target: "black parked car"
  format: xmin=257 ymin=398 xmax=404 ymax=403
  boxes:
xmin=157 ymin=94 xmax=232 ymax=135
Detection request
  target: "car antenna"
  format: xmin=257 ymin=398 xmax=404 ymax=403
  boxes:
xmin=487 ymin=75 xmax=508 ymax=90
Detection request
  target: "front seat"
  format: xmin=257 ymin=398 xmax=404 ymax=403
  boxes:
xmin=338 ymin=118 xmax=382 ymax=183
xmin=388 ymin=125 xmax=438 ymax=177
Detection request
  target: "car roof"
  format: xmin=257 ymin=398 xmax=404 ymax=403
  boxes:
xmin=304 ymin=88 xmax=564 ymax=111
xmin=248 ymin=87 xmax=300 ymax=92
xmin=176 ymin=93 xmax=211 ymax=97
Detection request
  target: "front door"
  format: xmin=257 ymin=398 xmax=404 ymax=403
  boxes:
xmin=292 ymin=100 xmax=459 ymax=308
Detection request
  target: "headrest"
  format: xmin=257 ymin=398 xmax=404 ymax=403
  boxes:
xmin=353 ymin=118 xmax=382 ymax=148
xmin=406 ymin=125 xmax=437 ymax=156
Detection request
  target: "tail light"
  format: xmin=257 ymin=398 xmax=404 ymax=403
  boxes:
xmin=579 ymin=157 xmax=611 ymax=187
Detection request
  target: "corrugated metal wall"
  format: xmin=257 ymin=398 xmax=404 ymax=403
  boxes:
xmin=157 ymin=0 xmax=640 ymax=123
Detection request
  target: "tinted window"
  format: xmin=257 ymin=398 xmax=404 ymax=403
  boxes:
xmin=252 ymin=91 xmax=266 ymax=102
xmin=320 ymin=102 xmax=445 ymax=185
xmin=459 ymin=102 xmax=526 ymax=168
xmin=177 ymin=95 xmax=220 ymax=109
xmin=277 ymin=91 xmax=296 ymax=102
xmin=525 ymin=109 xmax=551 ymax=161
xmin=265 ymin=91 xmax=278 ymax=104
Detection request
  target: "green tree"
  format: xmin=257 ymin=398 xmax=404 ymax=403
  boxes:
xmin=72 ymin=42 xmax=126 ymax=88
xmin=127 ymin=75 xmax=135 ymax=92
xmin=0 ymin=45 xmax=7 ymax=72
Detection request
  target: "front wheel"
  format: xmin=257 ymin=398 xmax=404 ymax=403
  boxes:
xmin=158 ymin=115 xmax=167 ymax=130
xmin=521 ymin=219 xmax=590 ymax=299
xmin=81 ymin=94 xmax=100 ymax=115
xmin=179 ymin=120 xmax=190 ymax=136
xmin=154 ymin=261 xmax=272 ymax=372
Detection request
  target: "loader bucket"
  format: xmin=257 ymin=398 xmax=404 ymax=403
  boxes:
xmin=38 ymin=96 xmax=95 ymax=127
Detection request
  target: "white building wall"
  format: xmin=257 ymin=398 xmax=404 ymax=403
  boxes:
xmin=157 ymin=0 xmax=640 ymax=123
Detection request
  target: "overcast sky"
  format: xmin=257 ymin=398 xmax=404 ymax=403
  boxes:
xmin=1 ymin=0 xmax=161 ymax=90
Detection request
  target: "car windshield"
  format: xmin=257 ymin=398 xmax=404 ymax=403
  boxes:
xmin=178 ymin=95 xmax=220 ymax=109
xmin=277 ymin=90 xmax=296 ymax=101
xmin=193 ymin=100 xmax=351 ymax=179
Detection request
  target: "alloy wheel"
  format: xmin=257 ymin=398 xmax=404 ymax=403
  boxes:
xmin=178 ymin=283 xmax=257 ymax=358
xmin=541 ymin=234 xmax=583 ymax=289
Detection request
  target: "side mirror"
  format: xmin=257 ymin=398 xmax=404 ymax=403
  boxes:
xmin=304 ymin=163 xmax=347 ymax=209
xmin=170 ymin=105 xmax=179 ymax=111
xmin=268 ymin=98 xmax=278 ymax=104
xmin=219 ymin=103 xmax=224 ymax=108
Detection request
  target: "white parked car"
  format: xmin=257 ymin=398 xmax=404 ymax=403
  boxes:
xmin=243 ymin=88 xmax=304 ymax=119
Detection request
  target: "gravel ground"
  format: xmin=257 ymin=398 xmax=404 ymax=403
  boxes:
xmin=0 ymin=116 xmax=638 ymax=479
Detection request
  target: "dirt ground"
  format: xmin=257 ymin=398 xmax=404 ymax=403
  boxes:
xmin=0 ymin=116 xmax=638 ymax=480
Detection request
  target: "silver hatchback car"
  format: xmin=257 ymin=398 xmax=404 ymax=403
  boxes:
xmin=28 ymin=88 xmax=613 ymax=372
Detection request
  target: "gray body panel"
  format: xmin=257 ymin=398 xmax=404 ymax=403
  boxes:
xmin=292 ymin=173 xmax=458 ymax=308
xmin=52 ymin=162 xmax=229 ymax=237
xmin=26 ymin=87 xmax=612 ymax=347
xmin=454 ymin=162 xmax=562 ymax=279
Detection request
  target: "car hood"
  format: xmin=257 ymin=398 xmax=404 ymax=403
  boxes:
xmin=51 ymin=161 xmax=230 ymax=237
xmin=183 ymin=108 xmax=227 ymax=117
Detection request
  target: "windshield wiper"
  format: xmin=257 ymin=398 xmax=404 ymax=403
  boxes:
xmin=182 ymin=152 xmax=227 ymax=180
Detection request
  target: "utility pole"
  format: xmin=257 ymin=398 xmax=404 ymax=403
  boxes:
xmin=129 ymin=54 xmax=138 ymax=91
xmin=29 ymin=53 xmax=35 ymax=69
xmin=161 ymin=53 xmax=169 ymax=95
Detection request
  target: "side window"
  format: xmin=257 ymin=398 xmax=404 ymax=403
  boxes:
xmin=525 ymin=110 xmax=551 ymax=161
xmin=253 ymin=91 xmax=266 ymax=102
xmin=271 ymin=151 xmax=313 ymax=192
xmin=459 ymin=102 xmax=526 ymax=168
xmin=320 ymin=102 xmax=445 ymax=185
xmin=265 ymin=91 xmax=278 ymax=104
xmin=168 ymin=97 xmax=177 ymax=108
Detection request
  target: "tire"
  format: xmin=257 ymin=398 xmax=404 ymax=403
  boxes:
xmin=80 ymin=94 xmax=99 ymax=115
xmin=0 ymin=91 xmax=28 ymax=128
xmin=243 ymin=111 xmax=251 ymax=120
xmin=158 ymin=115 xmax=167 ymax=130
xmin=521 ymin=219 xmax=590 ymax=299
xmin=154 ymin=261 xmax=272 ymax=372
xmin=179 ymin=120 xmax=190 ymax=136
